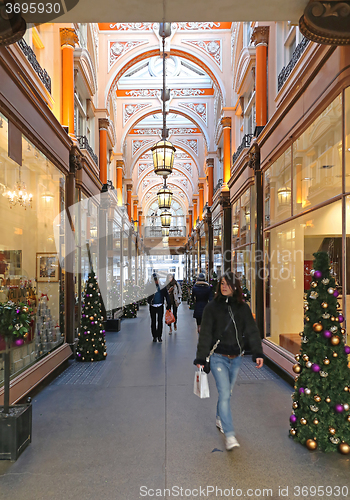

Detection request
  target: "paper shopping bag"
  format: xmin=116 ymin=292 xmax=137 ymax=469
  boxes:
xmin=193 ymin=368 xmax=210 ymax=398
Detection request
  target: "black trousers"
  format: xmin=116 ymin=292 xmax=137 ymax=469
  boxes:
xmin=150 ymin=305 xmax=164 ymax=339
xmin=171 ymin=303 xmax=178 ymax=325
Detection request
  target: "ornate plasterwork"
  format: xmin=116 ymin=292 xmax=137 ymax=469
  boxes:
xmin=123 ymin=103 xmax=151 ymax=126
xmin=107 ymin=22 xmax=225 ymax=31
xmin=91 ymin=23 xmax=99 ymax=70
xmin=176 ymin=22 xmax=221 ymax=30
xmin=169 ymin=128 xmax=198 ymax=135
xmin=183 ymin=163 xmax=192 ymax=174
xmin=171 ymin=88 xmax=205 ymax=97
xmin=109 ymin=40 xmax=148 ymax=70
xmin=175 ymin=152 xmax=191 ymax=160
xmin=177 ymin=139 xmax=198 ymax=155
xmin=126 ymin=89 xmax=160 ymax=98
xmin=132 ymin=128 xmax=162 ymax=135
xmin=138 ymin=163 xmax=152 ymax=176
xmin=124 ymin=88 xmax=205 ymax=98
xmin=182 ymin=39 xmax=222 ymax=70
xmin=109 ymin=23 xmax=155 ymax=30
xmin=139 ymin=152 xmax=153 ymax=161
xmin=132 ymin=139 xmax=154 ymax=155
xmin=178 ymin=102 xmax=207 ymax=124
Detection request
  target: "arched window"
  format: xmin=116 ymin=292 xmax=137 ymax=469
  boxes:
xmin=146 ymin=200 xmax=184 ymax=229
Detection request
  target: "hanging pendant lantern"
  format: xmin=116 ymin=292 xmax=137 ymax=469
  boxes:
xmin=157 ymin=184 xmax=173 ymax=209
xmin=277 ymin=186 xmax=291 ymax=206
xmin=152 ymin=140 xmax=175 ymax=177
xmin=162 ymin=227 xmax=169 ymax=237
xmin=160 ymin=210 xmax=172 ymax=227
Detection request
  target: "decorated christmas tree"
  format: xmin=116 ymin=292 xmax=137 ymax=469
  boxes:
xmin=77 ymin=270 xmax=107 ymax=362
xmin=181 ymin=279 xmax=189 ymax=301
xmin=241 ymin=276 xmax=251 ymax=302
xmin=290 ymin=252 xmax=350 ymax=454
xmin=122 ymin=280 xmax=138 ymax=318
xmin=188 ymin=278 xmax=195 ymax=310
xmin=210 ymin=271 xmax=218 ymax=296
xmin=138 ymin=278 xmax=148 ymax=306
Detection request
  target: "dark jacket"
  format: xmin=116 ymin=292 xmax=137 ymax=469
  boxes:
xmin=147 ymin=283 xmax=171 ymax=309
xmin=194 ymin=295 xmax=264 ymax=364
xmin=191 ymin=281 xmax=213 ymax=319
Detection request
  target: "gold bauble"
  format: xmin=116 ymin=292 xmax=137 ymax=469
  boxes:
xmin=306 ymin=361 xmax=312 ymax=368
xmin=94 ymin=349 xmax=98 ymax=354
xmin=310 ymin=281 xmax=317 ymax=288
xmin=331 ymin=336 xmax=340 ymax=346
xmin=341 ymin=328 xmax=346 ymax=335
xmin=335 ymin=317 xmax=339 ymax=322
xmin=329 ymin=427 xmax=336 ymax=434
xmin=321 ymin=302 xmax=328 ymax=309
xmin=293 ymin=364 xmax=302 ymax=374
xmin=304 ymin=305 xmax=309 ymax=311
xmin=89 ymin=316 xmax=94 ymax=320
xmin=333 ymin=352 xmax=338 ymax=358
xmin=299 ymin=332 xmax=304 ymax=337
xmin=323 ymin=358 xmax=330 ymax=365
xmin=293 ymin=402 xmax=298 ymax=409
xmin=94 ymin=313 xmax=97 ymax=317
xmin=103 ymin=352 xmax=107 ymax=356
xmin=314 ymin=395 xmax=321 ymax=403
xmin=300 ymin=418 xmax=307 ymax=425
xmin=305 ymin=317 xmax=310 ymax=322
xmin=302 ymin=354 xmax=309 ymax=361
xmin=344 ymin=387 xmax=349 ymax=392
xmin=313 ymin=323 xmax=323 ymax=333
xmin=306 ymin=438 xmax=317 ymax=450
xmin=339 ymin=443 xmax=350 ymax=455
xmin=327 ymin=287 xmax=335 ymax=294
xmin=290 ymin=428 xmax=297 ymax=436
xmin=313 ymin=418 xmax=319 ymax=425
xmin=347 ymin=415 xmax=350 ymax=423
xmin=295 ymin=354 xmax=300 ymax=361
xmin=325 ymin=397 xmax=331 ymax=403
xmin=294 ymin=376 xmax=299 ymax=381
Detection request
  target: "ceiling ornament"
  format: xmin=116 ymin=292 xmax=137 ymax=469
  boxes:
xmin=175 ymin=152 xmax=191 ymax=160
xmin=123 ymin=103 xmax=151 ymax=126
xmin=172 ymin=88 xmax=205 ymax=97
xmin=132 ymin=128 xmax=163 ymax=135
xmin=169 ymin=128 xmax=198 ymax=135
xmin=138 ymin=163 xmax=152 ymax=176
xmin=109 ymin=40 xmax=148 ymax=70
xmin=176 ymin=22 xmax=222 ymax=30
xmin=126 ymin=89 xmax=160 ymax=98
xmin=183 ymin=163 xmax=192 ymax=174
xmin=177 ymin=139 xmax=198 ymax=155
xmin=109 ymin=23 xmax=155 ymax=31
xmin=132 ymin=139 xmax=155 ymax=155
xmin=178 ymin=102 xmax=207 ymax=124
xmin=182 ymin=39 xmax=222 ymax=69
xmin=139 ymin=152 xmax=153 ymax=160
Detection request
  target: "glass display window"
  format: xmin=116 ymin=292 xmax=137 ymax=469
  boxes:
xmin=293 ymin=94 xmax=342 ymax=215
xmin=232 ymin=199 xmax=240 ymax=246
xmin=0 ymin=122 xmax=65 ymax=382
xmin=264 ymin=148 xmax=292 ymax=227
xmin=240 ymin=188 xmax=251 ymax=246
xmin=265 ymin=199 xmax=343 ymax=355
xmin=344 ymin=87 xmax=350 ymax=193
xmin=213 ymin=216 xmax=222 ymax=277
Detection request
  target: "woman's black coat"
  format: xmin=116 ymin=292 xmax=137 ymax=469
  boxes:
xmin=191 ymin=281 xmax=213 ymax=319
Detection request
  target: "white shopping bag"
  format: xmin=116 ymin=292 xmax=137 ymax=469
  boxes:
xmin=193 ymin=368 xmax=210 ymax=398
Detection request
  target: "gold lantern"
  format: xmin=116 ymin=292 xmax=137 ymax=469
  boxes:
xmin=151 ymin=140 xmax=176 ymax=177
xmin=160 ymin=210 xmax=172 ymax=227
xmin=277 ymin=186 xmax=291 ymax=206
xmin=162 ymin=227 xmax=170 ymax=237
xmin=157 ymin=183 xmax=173 ymax=209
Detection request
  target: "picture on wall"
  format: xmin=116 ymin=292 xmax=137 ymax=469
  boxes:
xmin=0 ymin=250 xmax=22 ymax=276
xmin=36 ymin=253 xmax=59 ymax=282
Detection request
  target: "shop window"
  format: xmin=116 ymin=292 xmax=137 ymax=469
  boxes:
xmin=265 ymin=199 xmax=343 ymax=355
xmin=293 ymin=94 xmax=342 ymax=215
xmin=344 ymin=87 xmax=350 ymax=193
xmin=232 ymin=199 xmax=240 ymax=246
xmin=264 ymin=148 xmax=292 ymax=227
xmin=0 ymin=122 xmax=65 ymax=383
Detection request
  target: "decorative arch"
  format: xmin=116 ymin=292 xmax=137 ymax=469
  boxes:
xmin=136 ymin=164 xmax=195 ymax=193
xmin=122 ymin=107 xmax=209 ymax=149
xmin=105 ymin=46 xmax=225 ymax=108
xmin=142 ymin=187 xmax=189 ymax=214
xmin=130 ymin=142 xmax=200 ymax=179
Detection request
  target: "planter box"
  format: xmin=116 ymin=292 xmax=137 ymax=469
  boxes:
xmin=105 ymin=319 xmax=121 ymax=332
xmin=0 ymin=402 xmax=32 ymax=460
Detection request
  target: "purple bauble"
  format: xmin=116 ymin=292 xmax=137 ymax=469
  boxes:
xmin=312 ymin=364 xmax=321 ymax=373
xmin=77 ymin=353 xmax=81 ymax=357
xmin=314 ymin=270 xmax=322 ymax=279
xmin=84 ymin=331 xmax=87 ymax=335
xmin=82 ymin=314 xmax=85 ymax=318
xmin=102 ymin=330 xmax=105 ymax=333
xmin=338 ymin=315 xmax=344 ymax=323
xmin=335 ymin=404 xmax=344 ymax=413
xmin=299 ymin=387 xmax=305 ymax=394
xmin=323 ymin=330 xmax=332 ymax=339
xmin=344 ymin=345 xmax=350 ymax=355
xmin=290 ymin=414 xmax=297 ymax=424
xmin=16 ymin=309 xmax=20 ymax=314
xmin=15 ymin=338 xmax=24 ymax=346
xmin=333 ymin=290 xmax=339 ymax=298
xmin=91 ymin=321 xmax=94 ymax=325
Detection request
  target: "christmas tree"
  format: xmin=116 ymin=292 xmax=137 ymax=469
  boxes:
xmin=188 ymin=278 xmax=195 ymax=310
xmin=241 ymin=276 xmax=251 ymax=302
xmin=290 ymin=252 xmax=350 ymax=454
xmin=181 ymin=279 xmax=189 ymax=301
xmin=77 ymin=270 xmax=107 ymax=362
xmin=122 ymin=280 xmax=138 ymax=318
xmin=210 ymin=271 xmax=218 ymax=296
xmin=138 ymin=278 xmax=148 ymax=306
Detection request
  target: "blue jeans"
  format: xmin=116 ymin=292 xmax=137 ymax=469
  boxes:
xmin=210 ymin=353 xmax=243 ymax=438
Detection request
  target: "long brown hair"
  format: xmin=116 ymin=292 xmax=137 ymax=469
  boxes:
xmin=214 ymin=271 xmax=244 ymax=304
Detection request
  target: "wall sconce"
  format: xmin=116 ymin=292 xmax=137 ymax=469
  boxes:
xmin=277 ymin=186 xmax=291 ymax=206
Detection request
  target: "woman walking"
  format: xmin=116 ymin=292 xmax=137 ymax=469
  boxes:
xmin=191 ymin=272 xmax=213 ymax=333
xmin=194 ymin=271 xmax=264 ymax=450
xmin=166 ymin=273 xmax=181 ymax=334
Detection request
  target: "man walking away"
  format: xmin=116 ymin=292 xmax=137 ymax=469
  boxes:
xmin=147 ymin=273 xmax=171 ymax=342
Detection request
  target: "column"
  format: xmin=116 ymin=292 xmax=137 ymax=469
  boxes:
xmin=138 ymin=210 xmax=142 ymax=236
xmin=206 ymin=158 xmax=214 ymax=206
xmin=251 ymin=26 xmax=269 ymax=128
xmin=221 ymin=117 xmax=232 ymax=186
xmin=188 ymin=209 xmax=193 ymax=237
xmin=221 ymin=192 xmax=231 ymax=273
xmin=126 ymin=184 xmax=132 ymax=222
xmin=133 ymin=200 xmax=138 ymax=231
xmin=99 ymin=118 xmax=109 ymax=186
xmin=60 ymin=28 xmax=78 ymax=137
xmin=116 ymin=160 xmax=124 ymax=206
xmin=198 ymin=183 xmax=204 ymax=221
xmin=193 ymin=198 xmax=198 ymax=227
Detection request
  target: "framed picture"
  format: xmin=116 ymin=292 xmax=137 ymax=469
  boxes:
xmin=36 ymin=253 xmax=59 ymax=282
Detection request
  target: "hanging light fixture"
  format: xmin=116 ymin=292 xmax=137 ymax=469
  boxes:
xmin=162 ymin=227 xmax=170 ymax=237
xmin=152 ymin=23 xmax=175 ymax=177
xmin=157 ymin=180 xmax=172 ymax=209
xmin=6 ymin=165 xmax=33 ymax=209
xmin=232 ymin=222 xmax=239 ymax=237
xmin=277 ymin=186 xmax=291 ymax=206
xmin=160 ymin=209 xmax=172 ymax=227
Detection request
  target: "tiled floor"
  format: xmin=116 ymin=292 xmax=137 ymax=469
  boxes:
xmin=0 ymin=304 xmax=349 ymax=500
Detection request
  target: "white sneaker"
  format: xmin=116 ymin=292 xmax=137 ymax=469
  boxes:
xmin=225 ymin=435 xmax=240 ymax=450
xmin=216 ymin=417 xmax=224 ymax=434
